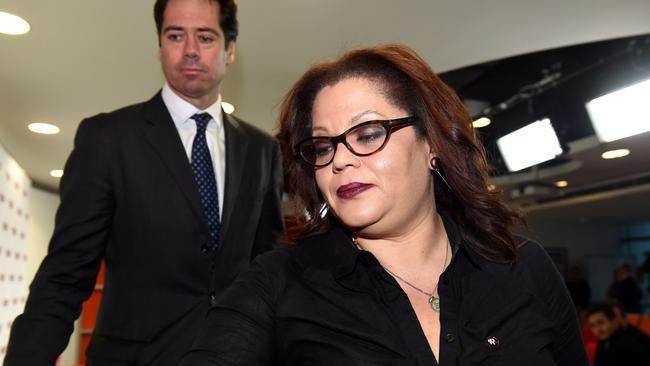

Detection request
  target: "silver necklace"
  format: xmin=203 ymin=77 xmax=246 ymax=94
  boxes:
xmin=353 ymin=237 xmax=450 ymax=312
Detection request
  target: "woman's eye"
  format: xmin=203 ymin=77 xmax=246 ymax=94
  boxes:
xmin=313 ymin=142 xmax=333 ymax=156
xmin=354 ymin=128 xmax=384 ymax=144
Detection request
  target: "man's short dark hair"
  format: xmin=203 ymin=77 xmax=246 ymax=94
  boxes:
xmin=153 ymin=0 xmax=238 ymax=46
xmin=586 ymin=303 xmax=617 ymax=320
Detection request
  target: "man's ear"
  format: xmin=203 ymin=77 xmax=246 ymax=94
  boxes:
xmin=225 ymin=41 xmax=236 ymax=65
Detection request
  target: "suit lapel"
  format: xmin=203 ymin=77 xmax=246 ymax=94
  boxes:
xmin=220 ymin=112 xmax=249 ymax=242
xmin=140 ymin=93 xmax=206 ymax=224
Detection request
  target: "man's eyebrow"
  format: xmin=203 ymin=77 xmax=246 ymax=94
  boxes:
xmin=162 ymin=26 xmax=219 ymax=35
xmin=162 ymin=26 xmax=183 ymax=33
xmin=197 ymin=27 xmax=219 ymax=35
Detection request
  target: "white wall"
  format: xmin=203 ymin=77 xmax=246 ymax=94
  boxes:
xmin=26 ymin=187 xmax=80 ymax=366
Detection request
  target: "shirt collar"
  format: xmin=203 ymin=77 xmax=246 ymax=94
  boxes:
xmin=438 ymin=207 xmax=483 ymax=271
xmin=161 ymin=83 xmax=223 ymax=128
xmin=297 ymin=209 xmax=483 ymax=284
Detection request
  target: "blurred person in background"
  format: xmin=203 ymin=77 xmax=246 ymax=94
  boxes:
xmin=608 ymin=263 xmax=643 ymax=314
xmin=566 ymin=265 xmax=591 ymax=323
xmin=587 ymin=303 xmax=650 ymax=366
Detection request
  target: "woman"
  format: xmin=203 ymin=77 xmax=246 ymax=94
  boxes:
xmin=180 ymin=44 xmax=588 ymax=365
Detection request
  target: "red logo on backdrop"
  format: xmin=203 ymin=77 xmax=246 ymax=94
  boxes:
xmin=8 ymin=200 xmax=13 ymax=208
xmin=0 ymin=193 xmax=4 ymax=201
xmin=2 ymin=222 xmax=7 ymax=230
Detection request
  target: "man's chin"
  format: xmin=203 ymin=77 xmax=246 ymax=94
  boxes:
xmin=174 ymin=85 xmax=210 ymax=99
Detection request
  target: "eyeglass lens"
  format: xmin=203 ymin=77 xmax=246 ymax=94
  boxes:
xmin=300 ymin=122 xmax=388 ymax=166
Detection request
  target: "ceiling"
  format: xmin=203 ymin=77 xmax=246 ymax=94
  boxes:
xmin=1 ymin=0 xmax=650 ymax=226
xmin=437 ymin=34 xmax=650 ymax=226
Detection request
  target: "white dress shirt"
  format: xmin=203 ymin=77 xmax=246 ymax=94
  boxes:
xmin=161 ymin=83 xmax=225 ymax=216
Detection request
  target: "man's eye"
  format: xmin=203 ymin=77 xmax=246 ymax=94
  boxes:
xmin=198 ymin=35 xmax=215 ymax=43
xmin=167 ymin=33 xmax=183 ymax=42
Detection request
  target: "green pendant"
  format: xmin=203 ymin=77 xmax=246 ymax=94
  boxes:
xmin=429 ymin=296 xmax=440 ymax=311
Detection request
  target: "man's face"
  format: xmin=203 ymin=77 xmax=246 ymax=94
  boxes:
xmin=588 ymin=312 xmax=619 ymax=340
xmin=158 ymin=0 xmax=236 ymax=108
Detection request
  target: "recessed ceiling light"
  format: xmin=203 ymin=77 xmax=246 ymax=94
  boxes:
xmin=555 ymin=180 xmax=569 ymax=188
xmin=221 ymin=102 xmax=235 ymax=114
xmin=472 ymin=116 xmax=491 ymax=128
xmin=28 ymin=122 xmax=60 ymax=135
xmin=50 ymin=169 xmax=64 ymax=178
xmin=0 ymin=11 xmax=31 ymax=35
xmin=601 ymin=148 xmax=630 ymax=160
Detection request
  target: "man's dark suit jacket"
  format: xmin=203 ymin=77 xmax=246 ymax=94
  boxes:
xmin=4 ymin=92 xmax=285 ymax=365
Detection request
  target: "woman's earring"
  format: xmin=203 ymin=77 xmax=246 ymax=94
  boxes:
xmin=430 ymin=156 xmax=438 ymax=171
xmin=318 ymin=201 xmax=329 ymax=218
xmin=430 ymin=157 xmax=455 ymax=195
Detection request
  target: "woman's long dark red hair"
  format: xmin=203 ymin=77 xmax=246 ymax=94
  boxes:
xmin=277 ymin=44 xmax=523 ymax=261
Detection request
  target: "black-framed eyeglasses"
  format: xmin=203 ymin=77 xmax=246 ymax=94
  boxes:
xmin=294 ymin=116 xmax=416 ymax=167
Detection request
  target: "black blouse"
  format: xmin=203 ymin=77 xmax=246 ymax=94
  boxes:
xmin=180 ymin=219 xmax=589 ymax=365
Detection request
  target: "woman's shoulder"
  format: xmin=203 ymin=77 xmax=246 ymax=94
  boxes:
xmin=514 ymin=238 xmax=557 ymax=274
xmin=253 ymin=228 xmax=352 ymax=275
xmin=287 ymin=227 xmax=355 ymax=271
xmin=516 ymin=238 xmax=551 ymax=263
xmin=513 ymin=238 xmax=568 ymax=300
xmin=248 ymin=246 xmax=297 ymax=283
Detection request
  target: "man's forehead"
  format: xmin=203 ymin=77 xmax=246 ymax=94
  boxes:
xmin=161 ymin=1 xmax=221 ymax=30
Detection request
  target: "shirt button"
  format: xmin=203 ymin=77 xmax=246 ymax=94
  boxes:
xmin=445 ymin=333 xmax=455 ymax=343
xmin=210 ymin=292 xmax=217 ymax=306
xmin=201 ymin=244 xmax=209 ymax=254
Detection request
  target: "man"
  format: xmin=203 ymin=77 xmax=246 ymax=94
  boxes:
xmin=587 ymin=304 xmax=650 ymax=366
xmin=608 ymin=263 xmax=643 ymax=313
xmin=4 ymin=0 xmax=284 ymax=365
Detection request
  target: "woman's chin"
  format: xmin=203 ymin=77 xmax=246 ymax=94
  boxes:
xmin=336 ymin=212 xmax=381 ymax=232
